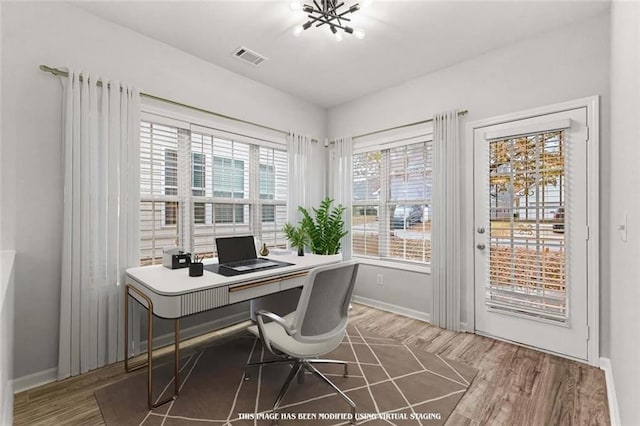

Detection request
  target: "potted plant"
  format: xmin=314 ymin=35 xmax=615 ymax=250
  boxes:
xmin=299 ymin=197 xmax=348 ymax=255
xmin=283 ymin=222 xmax=310 ymax=256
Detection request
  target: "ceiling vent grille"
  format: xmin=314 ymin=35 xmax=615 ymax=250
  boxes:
xmin=232 ymin=46 xmax=268 ymax=66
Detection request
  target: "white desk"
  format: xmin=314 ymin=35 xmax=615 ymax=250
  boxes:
xmin=124 ymin=254 xmax=342 ymax=409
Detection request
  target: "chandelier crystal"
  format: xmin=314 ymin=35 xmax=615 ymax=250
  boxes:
xmin=291 ymin=0 xmax=366 ymax=41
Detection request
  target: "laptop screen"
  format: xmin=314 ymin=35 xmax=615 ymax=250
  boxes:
xmin=215 ymin=236 xmax=257 ymax=264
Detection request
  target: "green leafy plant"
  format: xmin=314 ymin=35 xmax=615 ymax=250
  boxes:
xmin=283 ymin=222 xmax=309 ymax=254
xmin=299 ymin=197 xmax=348 ymax=255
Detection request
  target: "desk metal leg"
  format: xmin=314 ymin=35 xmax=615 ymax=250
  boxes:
xmin=125 ymin=284 xmax=180 ymax=409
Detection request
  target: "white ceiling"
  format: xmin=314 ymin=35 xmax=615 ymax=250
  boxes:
xmin=75 ymin=0 xmax=609 ymax=108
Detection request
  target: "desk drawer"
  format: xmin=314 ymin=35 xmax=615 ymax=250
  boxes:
xmin=229 ymin=279 xmax=281 ymax=304
xmin=280 ymin=274 xmax=307 ymax=291
xmin=181 ymin=286 xmax=229 ymax=316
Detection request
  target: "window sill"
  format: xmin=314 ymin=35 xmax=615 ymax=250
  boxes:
xmin=354 ymin=256 xmax=431 ymax=274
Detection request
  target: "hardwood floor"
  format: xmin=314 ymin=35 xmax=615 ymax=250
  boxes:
xmin=348 ymin=305 xmax=609 ymax=426
xmin=13 ymin=304 xmax=609 ymax=425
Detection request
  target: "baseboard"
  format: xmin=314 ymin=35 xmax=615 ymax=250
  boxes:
xmin=600 ymin=357 xmax=621 ymax=426
xmin=352 ymin=295 xmax=431 ymax=323
xmin=140 ymin=312 xmax=250 ymax=352
xmin=13 ymin=367 xmax=57 ymax=394
xmin=1 ymin=379 xmax=13 ymax=426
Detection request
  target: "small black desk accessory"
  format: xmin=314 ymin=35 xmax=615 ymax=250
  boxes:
xmin=189 ymin=254 xmax=204 ymax=277
xmin=162 ymin=247 xmax=191 ymax=269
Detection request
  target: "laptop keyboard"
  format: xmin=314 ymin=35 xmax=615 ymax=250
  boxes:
xmin=225 ymin=259 xmax=260 ymax=268
xmin=223 ymin=258 xmax=279 ymax=271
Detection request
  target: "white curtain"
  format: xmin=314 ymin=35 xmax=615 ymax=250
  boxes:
xmin=331 ymin=136 xmax=353 ymax=260
xmin=431 ymin=110 xmax=461 ymax=331
xmin=287 ymin=132 xmax=311 ymax=227
xmin=58 ymin=70 xmax=140 ymax=379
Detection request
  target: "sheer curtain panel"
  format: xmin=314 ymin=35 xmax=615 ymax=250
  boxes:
xmin=332 ymin=136 xmax=353 ymax=260
xmin=58 ymin=70 xmax=140 ymax=379
xmin=287 ymin=132 xmax=311 ymax=227
xmin=431 ymin=110 xmax=461 ymax=330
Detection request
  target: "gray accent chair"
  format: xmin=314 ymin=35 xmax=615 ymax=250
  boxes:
xmin=245 ymin=261 xmax=359 ymax=423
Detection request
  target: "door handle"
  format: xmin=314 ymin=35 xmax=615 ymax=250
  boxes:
xmin=477 ymin=227 xmax=485 ymax=234
xmin=476 ymin=243 xmax=486 ymax=250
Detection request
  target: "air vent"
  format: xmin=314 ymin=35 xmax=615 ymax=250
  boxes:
xmin=232 ymin=46 xmax=268 ymax=66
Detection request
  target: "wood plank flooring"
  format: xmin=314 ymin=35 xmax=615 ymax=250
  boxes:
xmin=348 ymin=305 xmax=609 ymax=425
xmin=13 ymin=304 xmax=609 ymax=425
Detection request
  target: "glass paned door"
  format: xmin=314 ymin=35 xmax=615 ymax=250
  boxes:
xmin=474 ymin=107 xmax=589 ymax=360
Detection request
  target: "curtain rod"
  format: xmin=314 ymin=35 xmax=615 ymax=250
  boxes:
xmin=39 ymin=64 xmax=299 ymax=138
xmin=352 ymin=110 xmax=468 ymax=140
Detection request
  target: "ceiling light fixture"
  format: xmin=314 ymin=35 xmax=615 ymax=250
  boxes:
xmin=291 ymin=0 xmax=366 ymax=40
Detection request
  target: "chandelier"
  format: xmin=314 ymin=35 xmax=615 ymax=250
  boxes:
xmin=290 ymin=0 xmax=367 ymax=41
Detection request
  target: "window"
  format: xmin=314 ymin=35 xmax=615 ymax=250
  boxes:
xmin=165 ymin=150 xmax=178 ymax=195
xmin=192 ymin=152 xmax=206 ymax=224
xmin=258 ymin=147 xmax=288 ymax=247
xmin=260 ymin=164 xmax=275 ymax=222
xmin=352 ymin=140 xmax=432 ymax=264
xmin=140 ymin=122 xmax=183 ymax=265
xmin=164 ymin=149 xmax=179 ymax=225
xmin=192 ymin=153 xmax=206 ymax=192
xmin=212 ymin=155 xmax=245 ymax=199
xmin=140 ymin=118 xmax=288 ymax=265
xmin=487 ymin=131 xmax=566 ymax=319
xmin=260 ymin=164 xmax=275 ymax=199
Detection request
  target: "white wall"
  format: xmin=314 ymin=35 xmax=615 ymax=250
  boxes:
xmin=608 ymin=1 xmax=640 ymax=423
xmin=352 ymin=263 xmax=431 ymax=323
xmin=0 ymin=1 xmax=16 ymax=252
xmin=330 ymin=13 xmax=611 ymax=349
xmin=1 ymin=2 xmax=327 ymax=380
xmin=0 ymin=7 xmax=16 ymax=423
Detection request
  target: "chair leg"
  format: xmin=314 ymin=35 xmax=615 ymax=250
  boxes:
xmin=272 ymin=362 xmax=303 ymax=414
xmin=244 ymin=358 xmax=296 ymax=381
xmin=244 ymin=358 xmax=296 ymax=380
xmin=304 ymin=361 xmax=356 ymax=423
xmin=246 ymin=358 xmax=293 ymax=367
xmin=307 ymin=359 xmax=349 ymax=378
xmin=296 ymin=367 xmax=306 ymax=384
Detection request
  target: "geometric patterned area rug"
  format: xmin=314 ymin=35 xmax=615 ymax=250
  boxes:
xmin=95 ymin=325 xmax=477 ymax=425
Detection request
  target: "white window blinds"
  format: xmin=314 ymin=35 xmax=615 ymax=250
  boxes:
xmin=486 ymin=130 xmax=567 ymax=321
xmin=140 ymin=122 xmax=182 ymax=265
xmin=352 ymin=139 xmax=433 ymax=264
xmin=258 ymin=147 xmax=288 ymax=248
xmin=139 ymin=119 xmax=288 ymax=265
xmin=190 ymin=133 xmax=251 ymax=257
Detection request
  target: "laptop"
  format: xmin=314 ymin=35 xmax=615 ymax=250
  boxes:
xmin=209 ymin=236 xmax=291 ymax=276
